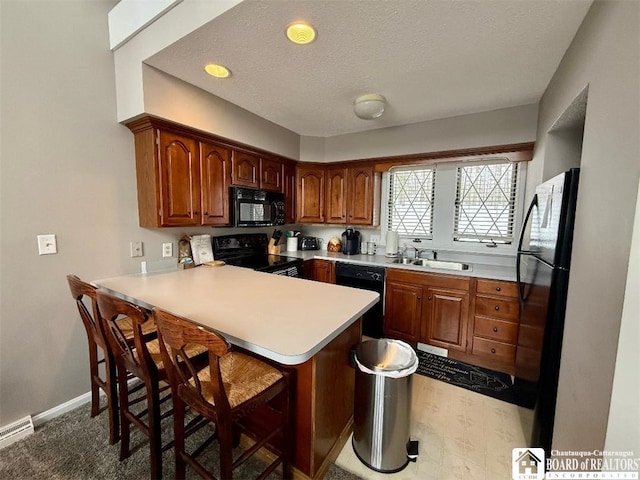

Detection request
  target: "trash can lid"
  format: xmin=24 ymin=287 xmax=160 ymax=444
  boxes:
xmin=355 ymin=338 xmax=418 ymax=373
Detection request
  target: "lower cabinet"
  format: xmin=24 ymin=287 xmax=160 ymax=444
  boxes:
xmin=384 ymin=281 xmax=422 ymax=343
xmin=302 ymin=259 xmax=336 ymax=284
xmin=384 ymin=269 xmax=520 ymax=375
xmin=421 ymin=287 xmax=469 ymax=352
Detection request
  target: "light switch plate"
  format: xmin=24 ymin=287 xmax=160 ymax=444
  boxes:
xmin=37 ymin=234 xmax=57 ymax=255
xmin=130 ymin=241 xmax=143 ymax=257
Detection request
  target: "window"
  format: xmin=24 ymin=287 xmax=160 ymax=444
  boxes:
xmin=387 ymin=167 xmax=436 ymax=239
xmin=454 ymin=162 xmax=519 ymax=243
xmin=383 ymin=159 xmax=525 ymax=253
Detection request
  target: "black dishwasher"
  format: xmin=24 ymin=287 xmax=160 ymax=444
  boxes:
xmin=335 ymin=262 xmax=385 ymax=338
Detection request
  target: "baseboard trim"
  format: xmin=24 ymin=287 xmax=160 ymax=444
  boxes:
xmin=32 ymin=391 xmax=93 ymax=428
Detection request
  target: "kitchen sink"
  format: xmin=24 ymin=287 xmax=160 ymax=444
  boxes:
xmin=412 ymin=259 xmax=471 ymax=271
xmin=391 ymin=257 xmax=414 ymax=264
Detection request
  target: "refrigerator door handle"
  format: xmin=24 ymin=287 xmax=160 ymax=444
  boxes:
xmin=517 ymin=194 xmax=538 ymax=304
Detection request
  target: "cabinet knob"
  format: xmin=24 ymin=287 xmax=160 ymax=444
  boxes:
xmin=417 ymin=296 xmax=421 ymax=300
xmin=428 ymin=295 xmax=432 ymax=301
xmin=493 ymin=327 xmax=498 ymax=332
xmin=496 ymin=286 xmax=501 ymax=292
xmin=204 ymin=211 xmax=209 ymax=215
xmin=491 ymin=348 xmax=496 ymax=354
xmin=494 ymin=305 xmax=500 ymax=311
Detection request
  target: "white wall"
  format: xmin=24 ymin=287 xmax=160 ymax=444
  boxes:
xmin=531 ymin=0 xmax=640 ymax=452
xmin=604 ymin=174 xmax=640 ymax=456
xmin=316 ymin=104 xmax=538 ymax=162
xmin=142 ymin=65 xmax=300 ymax=160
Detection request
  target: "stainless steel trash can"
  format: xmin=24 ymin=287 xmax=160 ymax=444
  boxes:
xmin=352 ymin=338 xmax=418 ymax=473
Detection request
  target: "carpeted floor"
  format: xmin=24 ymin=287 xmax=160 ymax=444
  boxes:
xmin=0 ymin=401 xmax=362 ymax=480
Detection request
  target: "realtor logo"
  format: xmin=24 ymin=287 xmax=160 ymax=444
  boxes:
xmin=512 ymin=448 xmax=545 ymax=480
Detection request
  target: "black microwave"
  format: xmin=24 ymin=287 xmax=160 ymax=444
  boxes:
xmin=231 ymin=186 xmax=285 ymax=227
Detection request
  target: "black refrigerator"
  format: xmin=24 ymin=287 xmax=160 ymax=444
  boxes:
xmin=514 ymin=168 xmax=580 ymax=454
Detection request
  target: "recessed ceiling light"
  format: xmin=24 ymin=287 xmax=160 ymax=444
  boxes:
xmin=286 ymin=22 xmax=316 ymax=45
xmin=204 ymin=64 xmax=231 ymax=78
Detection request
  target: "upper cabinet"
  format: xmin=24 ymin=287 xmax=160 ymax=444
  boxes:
xmin=283 ymin=162 xmax=296 ymax=224
xmin=261 ymin=158 xmax=284 ymax=192
xmin=200 ymin=141 xmax=232 ymax=226
xmin=299 ymin=163 xmax=377 ymax=226
xmin=325 ymin=166 xmax=348 ymax=224
xmin=347 ymin=165 xmax=374 ymax=225
xmin=232 ymin=151 xmax=260 ymax=189
xmin=296 ymin=164 xmax=325 ymax=223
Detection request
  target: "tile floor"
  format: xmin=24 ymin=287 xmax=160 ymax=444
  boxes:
xmin=335 ymin=374 xmax=534 ymax=480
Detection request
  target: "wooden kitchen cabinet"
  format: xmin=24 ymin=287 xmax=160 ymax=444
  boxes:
xmin=283 ymin=162 xmax=296 ymax=224
xmin=232 ymin=151 xmax=261 ymax=188
xmin=131 ymin=125 xmax=202 ymax=227
xmin=313 ymin=259 xmax=335 ymax=284
xmin=421 ymin=287 xmax=469 ymax=352
xmin=260 ymin=157 xmax=284 ymax=192
xmin=384 ymin=281 xmax=422 ymax=343
xmin=467 ymin=278 xmax=520 ymax=374
xmin=323 ymin=165 xmax=374 ymax=225
xmin=347 ymin=165 xmax=374 ymax=225
xmin=200 ymin=141 xmax=232 ymax=226
xmin=385 ymin=268 xmax=471 ymax=351
xmin=325 ymin=166 xmax=348 ymax=224
xmin=296 ymin=165 xmax=325 ymax=223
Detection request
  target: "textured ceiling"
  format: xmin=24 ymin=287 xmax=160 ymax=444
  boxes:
xmin=145 ymin=0 xmax=593 ymax=138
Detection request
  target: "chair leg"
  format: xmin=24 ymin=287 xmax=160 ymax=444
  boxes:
xmin=88 ymin=341 xmax=100 ymax=418
xmin=147 ymin=379 xmax=163 ymax=480
xmin=117 ymin=364 xmax=131 ymax=461
xmin=105 ymin=353 xmax=120 ymax=444
xmin=281 ymin=378 xmax=293 ymax=480
xmin=173 ymin=395 xmax=186 ymax=480
xmin=218 ymin=419 xmax=234 ymax=480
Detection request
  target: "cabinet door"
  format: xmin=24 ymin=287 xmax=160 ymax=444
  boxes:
xmin=384 ymin=281 xmax=422 ymax=343
xmin=200 ymin=142 xmax=231 ymax=226
xmin=325 ymin=167 xmax=348 ymax=224
xmin=296 ymin=165 xmax=325 ymax=223
xmin=422 ymin=287 xmax=469 ymax=352
xmin=313 ymin=260 xmax=335 ymax=284
xmin=157 ymin=131 xmax=200 ymax=226
xmin=261 ymin=158 xmax=283 ymax=192
xmin=347 ymin=166 xmax=374 ymax=225
xmin=283 ymin=163 xmax=296 ymax=224
xmin=232 ymin=151 xmax=260 ymax=188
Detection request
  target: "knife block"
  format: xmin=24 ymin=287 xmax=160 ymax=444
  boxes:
xmin=268 ymin=238 xmax=281 ymax=255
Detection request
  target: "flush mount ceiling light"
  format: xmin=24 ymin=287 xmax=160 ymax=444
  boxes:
xmin=204 ymin=63 xmax=231 ymax=78
xmin=286 ymin=22 xmax=316 ymax=45
xmin=353 ymin=93 xmax=386 ymax=120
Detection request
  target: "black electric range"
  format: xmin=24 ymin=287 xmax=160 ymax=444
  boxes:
xmin=211 ymin=233 xmax=302 ymax=277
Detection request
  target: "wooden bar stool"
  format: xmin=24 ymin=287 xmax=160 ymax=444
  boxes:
xmin=67 ymin=275 xmax=121 ymax=444
xmin=153 ymin=307 xmax=293 ymax=480
xmin=96 ymin=290 xmax=205 ymax=479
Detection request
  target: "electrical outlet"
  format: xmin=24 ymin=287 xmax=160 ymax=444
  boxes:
xmin=37 ymin=234 xmax=57 ymax=255
xmin=162 ymin=242 xmax=173 ymax=258
xmin=370 ymin=235 xmax=381 ymax=244
xmin=130 ymin=241 xmax=143 ymax=257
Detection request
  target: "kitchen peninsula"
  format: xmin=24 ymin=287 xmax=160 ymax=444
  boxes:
xmin=94 ymin=265 xmax=379 ymax=479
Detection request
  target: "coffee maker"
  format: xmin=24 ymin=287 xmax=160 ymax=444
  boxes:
xmin=341 ymin=227 xmax=361 ymax=255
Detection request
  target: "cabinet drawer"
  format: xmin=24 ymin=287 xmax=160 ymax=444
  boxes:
xmin=475 ymin=296 xmax=519 ymax=321
xmin=476 ymin=279 xmax=518 ymax=298
xmin=472 ymin=337 xmax=515 ymax=364
xmin=474 ymin=316 xmax=518 ymax=344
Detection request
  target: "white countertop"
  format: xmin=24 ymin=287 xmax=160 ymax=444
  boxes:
xmin=284 ymin=250 xmax=518 ymax=282
xmin=93 ymin=266 xmax=379 ymax=365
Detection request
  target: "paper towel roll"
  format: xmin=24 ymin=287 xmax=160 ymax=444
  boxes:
xmin=385 ymin=230 xmax=399 ymax=257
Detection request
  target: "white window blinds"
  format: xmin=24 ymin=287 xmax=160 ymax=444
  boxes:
xmin=387 ymin=167 xmax=436 ymax=239
xmin=453 ymin=161 xmax=519 ymax=243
